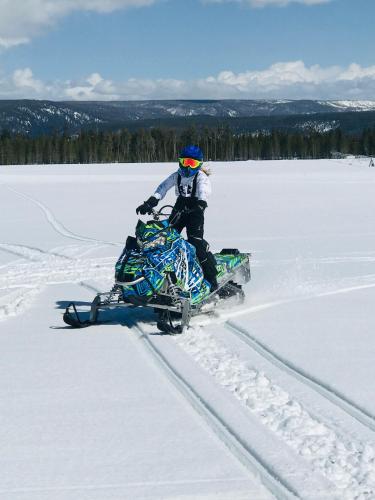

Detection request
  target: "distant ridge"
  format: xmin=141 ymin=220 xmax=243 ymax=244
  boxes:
xmin=1 ymin=99 xmax=375 ymax=136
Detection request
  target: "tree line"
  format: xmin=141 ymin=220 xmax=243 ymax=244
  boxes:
xmin=1 ymin=126 xmax=375 ymax=165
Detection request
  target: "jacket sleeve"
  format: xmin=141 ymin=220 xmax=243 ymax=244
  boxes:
xmin=154 ymin=172 xmax=177 ymax=200
xmin=196 ymin=172 xmax=211 ymax=202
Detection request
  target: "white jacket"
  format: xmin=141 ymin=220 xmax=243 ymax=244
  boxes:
xmin=154 ymin=170 xmax=211 ymax=202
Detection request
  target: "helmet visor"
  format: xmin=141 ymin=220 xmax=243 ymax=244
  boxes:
xmin=178 ymin=157 xmax=202 ymax=169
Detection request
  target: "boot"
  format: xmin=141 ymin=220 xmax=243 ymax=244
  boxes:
xmin=208 ymin=275 xmax=218 ymax=292
xmin=201 ymin=253 xmax=218 ymax=291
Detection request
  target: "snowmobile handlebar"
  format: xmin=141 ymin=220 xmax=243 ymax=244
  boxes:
xmin=151 ymin=205 xmax=174 ymax=220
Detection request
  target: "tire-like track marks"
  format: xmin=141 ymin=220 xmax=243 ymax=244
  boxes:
xmin=132 ymin=323 xmax=298 ymax=500
xmin=0 ymin=242 xmax=73 ymax=262
xmin=225 ymin=321 xmax=375 ymax=433
xmin=216 ymin=280 xmax=375 ymax=325
xmin=0 ymin=247 xmax=115 ymax=322
xmin=175 ymin=325 xmax=375 ymax=499
xmin=6 ymin=185 xmax=121 ymax=246
xmin=0 ymin=186 xmax=122 ymax=321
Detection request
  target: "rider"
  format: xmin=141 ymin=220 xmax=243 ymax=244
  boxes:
xmin=136 ymin=145 xmax=218 ymax=290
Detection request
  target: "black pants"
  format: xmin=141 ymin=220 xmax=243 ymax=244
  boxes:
xmin=170 ymin=197 xmax=217 ymax=284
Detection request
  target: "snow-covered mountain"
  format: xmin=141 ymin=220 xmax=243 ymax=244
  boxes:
xmin=1 ymin=99 xmax=375 ymax=136
xmin=321 ymin=100 xmax=375 ymax=112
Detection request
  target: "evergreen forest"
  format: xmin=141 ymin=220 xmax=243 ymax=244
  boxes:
xmin=1 ymin=126 xmax=375 ymax=165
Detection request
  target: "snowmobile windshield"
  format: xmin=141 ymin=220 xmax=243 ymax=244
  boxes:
xmin=135 ymin=219 xmax=179 ymax=251
xmin=136 ymin=219 xmax=168 ymax=241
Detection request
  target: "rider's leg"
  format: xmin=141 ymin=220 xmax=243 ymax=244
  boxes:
xmin=186 ymin=212 xmax=218 ymax=290
xmin=169 ymin=197 xmax=187 ymax=233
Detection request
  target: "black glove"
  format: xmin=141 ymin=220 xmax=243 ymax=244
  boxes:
xmin=191 ymin=200 xmax=207 ymax=214
xmin=197 ymin=200 xmax=207 ymax=211
xmin=136 ymin=196 xmax=159 ymax=215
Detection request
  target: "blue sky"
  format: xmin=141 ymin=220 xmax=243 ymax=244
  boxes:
xmin=0 ymin=0 xmax=374 ymax=100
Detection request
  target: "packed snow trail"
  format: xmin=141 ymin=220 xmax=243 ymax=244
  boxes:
xmin=175 ymin=326 xmax=375 ymax=499
xmin=134 ymin=324 xmax=299 ymax=500
xmin=225 ymin=321 xmax=375 ymax=432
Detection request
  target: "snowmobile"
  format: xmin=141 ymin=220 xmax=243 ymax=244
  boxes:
xmin=63 ymin=206 xmax=251 ymax=334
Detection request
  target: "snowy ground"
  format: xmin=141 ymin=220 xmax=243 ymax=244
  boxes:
xmin=1 ymin=158 xmax=375 ymax=500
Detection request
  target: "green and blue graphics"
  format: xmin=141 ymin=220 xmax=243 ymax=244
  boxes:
xmin=115 ymin=219 xmax=247 ymax=305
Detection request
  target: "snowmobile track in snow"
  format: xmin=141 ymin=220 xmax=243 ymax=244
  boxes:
xmin=225 ymin=320 xmax=375 ymax=434
xmin=6 ymin=185 xmax=121 ymax=246
xmin=133 ymin=323 xmax=299 ymax=500
xmin=0 ymin=242 xmax=73 ymax=263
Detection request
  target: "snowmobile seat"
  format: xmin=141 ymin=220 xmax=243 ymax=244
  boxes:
xmin=220 ymin=248 xmax=240 ymax=255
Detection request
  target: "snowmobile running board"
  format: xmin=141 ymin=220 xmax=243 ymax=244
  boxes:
xmin=63 ymin=253 xmax=251 ymax=332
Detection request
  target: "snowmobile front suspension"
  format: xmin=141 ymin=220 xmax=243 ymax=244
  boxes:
xmin=157 ymin=310 xmax=183 ymax=335
xmin=156 ymin=298 xmax=191 ymax=334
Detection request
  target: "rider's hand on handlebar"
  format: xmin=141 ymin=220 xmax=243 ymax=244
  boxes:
xmin=136 ymin=196 xmax=159 ymax=215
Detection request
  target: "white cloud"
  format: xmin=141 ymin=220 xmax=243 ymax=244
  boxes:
xmin=205 ymin=0 xmax=330 ymax=6
xmin=13 ymin=68 xmax=45 ymax=93
xmin=0 ymin=0 xmax=158 ymax=48
xmin=1 ymin=61 xmax=375 ymax=100
xmin=198 ymin=61 xmax=375 ymax=99
xmin=65 ymin=73 xmax=120 ymax=100
xmin=0 ymin=36 xmax=29 ymax=49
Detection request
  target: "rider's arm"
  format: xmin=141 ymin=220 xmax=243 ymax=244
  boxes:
xmin=196 ymin=172 xmax=211 ymax=203
xmin=154 ymin=172 xmax=178 ymax=201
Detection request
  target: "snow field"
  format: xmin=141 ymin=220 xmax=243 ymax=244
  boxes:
xmin=1 ymin=159 xmax=375 ymax=499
